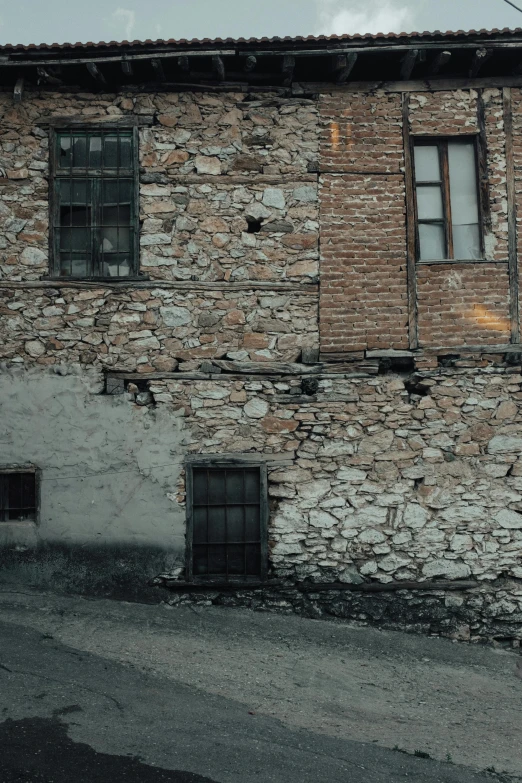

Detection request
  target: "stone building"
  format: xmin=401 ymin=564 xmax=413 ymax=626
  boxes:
xmin=1 ymin=28 xmax=522 ymax=640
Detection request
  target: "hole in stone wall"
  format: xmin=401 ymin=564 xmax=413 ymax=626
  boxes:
xmin=246 ymin=217 xmax=262 ymax=233
xmin=437 ymin=354 xmax=460 ymax=368
xmin=404 ymin=377 xmax=431 ymax=397
xmin=378 ymin=357 xmax=415 ymax=375
xmin=301 ymin=377 xmax=319 ymax=396
xmin=506 ymin=352 xmax=522 ymax=366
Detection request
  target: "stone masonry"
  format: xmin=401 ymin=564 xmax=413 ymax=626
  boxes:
xmin=1 ymin=72 xmax=522 ymax=642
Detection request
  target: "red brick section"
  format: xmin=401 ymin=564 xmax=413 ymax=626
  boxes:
xmin=319 ymin=174 xmax=409 ymax=352
xmin=319 ymin=92 xmax=403 ymax=174
xmin=417 ymin=264 xmax=510 ymax=347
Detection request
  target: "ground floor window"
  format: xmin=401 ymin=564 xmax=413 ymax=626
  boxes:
xmin=186 ymin=463 xmax=268 ymax=581
xmin=0 ymin=471 xmax=38 ymax=522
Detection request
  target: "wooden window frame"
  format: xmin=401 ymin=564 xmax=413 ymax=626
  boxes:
xmin=48 ymin=125 xmax=140 ymax=281
xmin=411 ymin=135 xmax=485 ymax=264
xmin=0 ymin=466 xmax=40 ymax=524
xmin=185 ymin=459 xmax=269 ymax=584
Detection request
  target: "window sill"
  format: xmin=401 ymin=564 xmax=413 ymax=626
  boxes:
xmin=160 ymin=579 xmax=276 ymax=591
xmin=42 ymin=275 xmax=150 ymax=283
xmin=416 ymin=258 xmax=506 ymax=265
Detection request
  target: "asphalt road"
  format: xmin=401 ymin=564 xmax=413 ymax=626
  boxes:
xmin=0 ymin=607 xmax=516 ymax=783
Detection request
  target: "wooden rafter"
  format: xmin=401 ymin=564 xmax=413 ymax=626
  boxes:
xmin=212 ymin=55 xmax=225 ymax=81
xmin=429 ymin=50 xmax=451 ymax=77
xmin=334 ymin=52 xmax=358 ymax=84
xmin=86 ymin=62 xmax=106 ymax=85
xmin=400 ymin=49 xmax=419 ymax=80
xmin=469 ymin=48 xmax=492 ymax=78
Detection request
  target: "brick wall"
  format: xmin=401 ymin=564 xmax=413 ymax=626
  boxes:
xmin=417 ymin=264 xmax=510 ymax=347
xmin=319 ymin=173 xmax=408 ymax=352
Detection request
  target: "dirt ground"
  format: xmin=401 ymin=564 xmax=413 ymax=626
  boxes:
xmin=0 ymin=589 xmax=520 ymax=780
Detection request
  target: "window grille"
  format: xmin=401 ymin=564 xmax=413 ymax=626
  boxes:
xmin=0 ymin=472 xmax=37 ymax=522
xmin=186 ymin=464 xmax=268 ymax=581
xmin=51 ymin=129 xmax=138 ymax=278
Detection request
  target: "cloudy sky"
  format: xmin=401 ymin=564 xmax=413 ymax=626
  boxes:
xmin=0 ymin=0 xmax=520 ymax=46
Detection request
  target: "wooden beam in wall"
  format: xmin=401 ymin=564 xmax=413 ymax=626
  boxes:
xmin=402 ymin=92 xmax=419 ymax=350
xmin=469 ymin=48 xmax=492 ymax=78
xmin=504 ymin=87 xmax=520 ymax=344
xmin=334 ymin=52 xmax=358 ymax=83
xmin=476 ymin=90 xmax=492 ymax=233
xmin=429 ymin=50 xmax=451 ymax=77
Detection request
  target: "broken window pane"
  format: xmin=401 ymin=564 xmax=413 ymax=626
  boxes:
xmin=414 ymin=145 xmax=440 ymax=182
xmin=419 ymin=223 xmax=445 ymax=260
xmin=54 ymin=131 xmax=135 ymax=278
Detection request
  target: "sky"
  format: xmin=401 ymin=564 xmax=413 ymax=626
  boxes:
xmin=0 ymin=0 xmax=521 ymax=46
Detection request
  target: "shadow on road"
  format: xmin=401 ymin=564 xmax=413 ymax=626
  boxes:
xmin=0 ymin=716 xmax=218 ymax=783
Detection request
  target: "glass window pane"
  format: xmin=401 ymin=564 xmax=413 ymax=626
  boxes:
xmin=419 ymin=223 xmax=446 ymax=260
xmin=101 ymin=257 xmax=131 ymax=277
xmin=208 ymin=545 xmax=226 ymax=574
xmin=88 ymin=136 xmax=102 ymax=168
xmin=60 ymin=226 xmax=90 ymax=252
xmin=227 ymin=506 xmax=244 ymax=541
xmin=227 ymin=545 xmax=245 ymax=575
xmin=245 ymin=506 xmax=260 ymax=541
xmin=244 ymin=470 xmax=260 ymax=503
xmin=58 ymin=136 xmax=72 ymax=168
xmin=120 ymin=136 xmax=132 ymax=169
xmin=193 ymin=506 xmax=207 ymax=544
xmin=448 ymin=141 xmax=481 ymax=249
xmin=193 ymin=545 xmax=208 ymax=576
xmin=103 ymin=180 xmax=132 ymax=204
xmin=58 ymin=180 xmax=90 ymax=205
xmin=103 ymin=136 xmax=119 ymax=168
xmin=453 ymin=224 xmax=481 ymax=260
xmin=416 ymin=185 xmax=444 ymax=220
xmin=414 ymin=145 xmax=440 ymax=182
xmin=208 ymin=471 xmax=226 ymax=504
xmin=60 ymin=256 xmax=90 ymax=277
xmin=72 ymin=136 xmax=87 ymax=168
xmin=226 ymin=471 xmax=244 ymax=504
xmin=245 ymin=544 xmax=261 ymax=576
xmin=208 ymin=507 xmax=226 ymax=543
xmin=21 ymin=474 xmax=36 ymax=511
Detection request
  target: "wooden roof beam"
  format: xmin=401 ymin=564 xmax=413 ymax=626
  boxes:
xmin=86 ymin=62 xmax=106 ymax=85
xmin=13 ymin=76 xmax=23 ymax=103
xmin=151 ymin=58 xmax=166 ymax=82
xmin=244 ymin=55 xmax=257 ymax=72
xmin=400 ymin=48 xmax=419 ymax=80
xmin=469 ymin=48 xmax=492 ymax=78
xmin=36 ymin=66 xmax=62 ymax=85
xmin=212 ymin=55 xmax=225 ymax=81
xmin=178 ymin=55 xmax=190 ymax=72
xmin=121 ymin=57 xmax=133 ymax=76
xmin=282 ymin=55 xmax=295 ymax=86
xmin=429 ymin=50 xmax=451 ymax=77
xmin=334 ymin=52 xmax=358 ymax=84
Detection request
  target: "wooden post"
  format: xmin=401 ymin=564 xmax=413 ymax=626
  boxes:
xmin=504 ymin=87 xmax=520 ymax=344
xmin=402 ymin=93 xmax=419 ymax=350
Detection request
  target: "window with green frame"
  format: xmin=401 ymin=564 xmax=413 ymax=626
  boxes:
xmin=51 ymin=129 xmax=138 ymax=278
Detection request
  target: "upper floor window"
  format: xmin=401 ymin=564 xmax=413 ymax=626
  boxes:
xmin=413 ymin=138 xmax=482 ymax=262
xmin=51 ymin=128 xmax=138 ymax=278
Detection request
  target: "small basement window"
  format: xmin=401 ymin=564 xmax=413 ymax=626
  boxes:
xmin=0 ymin=471 xmax=37 ymax=522
xmin=186 ymin=463 xmax=268 ymax=582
